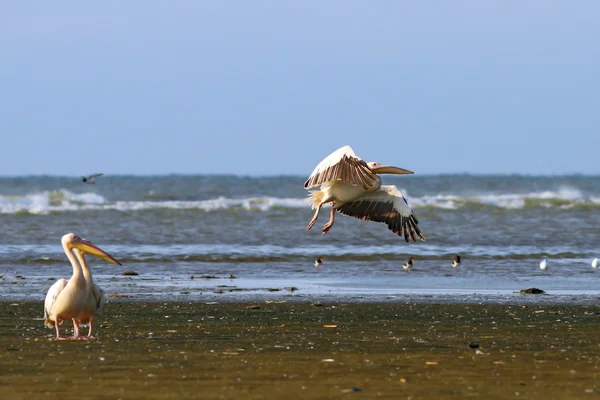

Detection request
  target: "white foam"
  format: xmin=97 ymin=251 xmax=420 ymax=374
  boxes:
xmin=0 ymin=191 xmax=309 ymax=214
xmin=0 ymin=186 xmax=597 ymax=214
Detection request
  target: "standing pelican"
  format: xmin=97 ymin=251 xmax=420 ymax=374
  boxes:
xmin=44 ymin=233 xmax=121 ymax=340
xmin=82 ymin=173 xmax=103 ymax=184
xmin=539 ymin=258 xmax=548 ymax=271
xmin=73 ymin=248 xmax=107 ymax=338
xmin=592 ymin=258 xmax=599 ymax=269
xmin=304 ymin=145 xmax=425 ymax=241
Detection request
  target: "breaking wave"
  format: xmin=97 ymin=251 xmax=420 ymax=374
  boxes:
xmin=0 ymin=187 xmax=598 ymax=214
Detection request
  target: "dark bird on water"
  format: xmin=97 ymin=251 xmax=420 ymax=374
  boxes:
xmin=402 ymin=257 xmax=414 ymax=271
xmin=82 ymin=173 xmax=103 ymax=184
xmin=452 ymin=255 xmax=461 ymax=269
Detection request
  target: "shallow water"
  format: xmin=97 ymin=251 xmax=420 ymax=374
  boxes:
xmin=1 ymin=174 xmax=599 ymax=302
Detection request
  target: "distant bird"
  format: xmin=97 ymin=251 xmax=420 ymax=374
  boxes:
xmin=592 ymin=258 xmax=599 ymax=269
xmin=539 ymin=258 xmax=548 ymax=271
xmin=402 ymin=257 xmax=414 ymax=271
xmin=82 ymin=173 xmax=103 ymax=184
xmin=304 ymin=145 xmax=425 ymax=241
xmin=314 ymin=257 xmax=323 ymax=268
xmin=44 ymin=233 xmax=121 ymax=340
xmin=452 ymin=255 xmax=461 ymax=269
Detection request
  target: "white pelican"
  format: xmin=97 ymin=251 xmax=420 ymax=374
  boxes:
xmin=592 ymin=258 xmax=599 ymax=269
xmin=44 ymin=233 xmax=121 ymax=340
xmin=452 ymin=255 xmax=461 ymax=269
xmin=402 ymin=257 xmax=414 ymax=271
xmin=304 ymin=145 xmax=425 ymax=241
xmin=82 ymin=173 xmax=103 ymax=184
xmin=539 ymin=258 xmax=548 ymax=271
xmin=72 ymin=248 xmax=107 ymax=338
xmin=314 ymin=257 xmax=323 ymax=268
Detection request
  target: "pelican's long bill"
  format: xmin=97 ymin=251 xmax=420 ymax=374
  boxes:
xmin=72 ymin=237 xmax=122 ymax=266
xmin=369 ymin=165 xmax=414 ymax=175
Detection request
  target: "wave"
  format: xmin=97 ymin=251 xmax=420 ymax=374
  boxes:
xmin=0 ymin=190 xmax=309 ymax=214
xmin=1 ymin=187 xmax=599 ymax=214
xmin=407 ymin=187 xmax=600 ymax=210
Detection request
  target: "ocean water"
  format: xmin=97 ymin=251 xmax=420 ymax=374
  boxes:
xmin=1 ymin=174 xmax=599 ymax=303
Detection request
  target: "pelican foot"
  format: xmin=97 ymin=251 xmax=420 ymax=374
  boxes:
xmin=321 ymin=225 xmax=333 ymax=235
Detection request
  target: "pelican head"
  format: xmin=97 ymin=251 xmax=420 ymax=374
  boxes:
xmin=62 ymin=233 xmax=122 ymax=265
xmin=367 ymin=162 xmax=413 ymax=175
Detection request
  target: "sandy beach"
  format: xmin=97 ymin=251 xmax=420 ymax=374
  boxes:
xmin=1 ymin=300 xmax=599 ymax=399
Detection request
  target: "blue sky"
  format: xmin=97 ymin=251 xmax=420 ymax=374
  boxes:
xmin=1 ymin=1 xmax=599 ymax=176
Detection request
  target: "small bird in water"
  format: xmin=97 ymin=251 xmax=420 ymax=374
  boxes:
xmin=592 ymin=258 xmax=599 ymax=269
xmin=314 ymin=257 xmax=323 ymax=268
xmin=402 ymin=257 xmax=414 ymax=271
xmin=452 ymin=255 xmax=461 ymax=269
xmin=539 ymin=258 xmax=548 ymax=271
xmin=82 ymin=173 xmax=103 ymax=184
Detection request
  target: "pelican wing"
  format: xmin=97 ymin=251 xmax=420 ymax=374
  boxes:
xmin=337 ymin=185 xmax=425 ymax=243
xmin=89 ymin=173 xmax=103 ymax=179
xmin=304 ymin=145 xmax=379 ymax=191
xmin=44 ymin=278 xmax=68 ymax=327
xmin=93 ymin=284 xmax=107 ymax=312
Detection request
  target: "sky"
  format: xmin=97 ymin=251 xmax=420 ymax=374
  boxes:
xmin=1 ymin=1 xmax=599 ymax=176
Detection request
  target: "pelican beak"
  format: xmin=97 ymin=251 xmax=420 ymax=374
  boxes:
xmin=370 ymin=165 xmax=414 ymax=175
xmin=72 ymin=237 xmax=122 ymax=266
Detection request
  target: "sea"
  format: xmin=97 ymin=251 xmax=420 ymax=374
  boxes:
xmin=1 ymin=174 xmax=599 ymax=304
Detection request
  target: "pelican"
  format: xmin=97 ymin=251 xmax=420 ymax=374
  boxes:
xmin=82 ymin=173 xmax=103 ymax=184
xmin=452 ymin=255 xmax=461 ymax=269
xmin=539 ymin=258 xmax=548 ymax=271
xmin=44 ymin=233 xmax=121 ymax=340
xmin=592 ymin=258 xmax=599 ymax=269
xmin=402 ymin=257 xmax=414 ymax=271
xmin=314 ymin=257 xmax=323 ymax=268
xmin=72 ymin=248 xmax=107 ymax=338
xmin=304 ymin=145 xmax=425 ymax=241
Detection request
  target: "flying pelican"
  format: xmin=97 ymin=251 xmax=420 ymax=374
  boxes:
xmin=44 ymin=233 xmax=121 ymax=340
xmin=539 ymin=258 xmax=548 ymax=271
xmin=82 ymin=173 xmax=103 ymax=184
xmin=592 ymin=258 xmax=599 ymax=269
xmin=402 ymin=257 xmax=414 ymax=271
xmin=304 ymin=145 xmax=425 ymax=241
xmin=314 ymin=257 xmax=323 ymax=268
xmin=452 ymin=255 xmax=461 ymax=269
xmin=72 ymin=248 xmax=107 ymax=338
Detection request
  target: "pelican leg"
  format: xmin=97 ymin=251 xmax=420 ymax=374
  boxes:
xmin=306 ymin=203 xmax=323 ymax=230
xmin=321 ymin=206 xmax=336 ymax=235
xmin=54 ymin=320 xmax=64 ymax=340
xmin=70 ymin=318 xmax=81 ymax=340
xmin=86 ymin=317 xmax=95 ymax=339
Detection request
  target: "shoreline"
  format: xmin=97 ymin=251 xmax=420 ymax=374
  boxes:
xmin=1 ymin=300 xmax=599 ymax=399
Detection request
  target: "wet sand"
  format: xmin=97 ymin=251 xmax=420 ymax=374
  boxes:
xmin=1 ymin=300 xmax=599 ymax=399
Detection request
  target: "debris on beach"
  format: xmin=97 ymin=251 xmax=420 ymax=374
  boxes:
xmin=246 ymin=305 xmax=261 ymax=310
xmin=109 ymin=293 xmax=132 ymax=298
xmin=519 ymin=288 xmax=546 ymax=294
xmin=122 ymin=270 xmax=139 ymax=276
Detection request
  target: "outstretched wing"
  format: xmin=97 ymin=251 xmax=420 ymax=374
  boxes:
xmin=89 ymin=173 xmax=103 ymax=179
xmin=336 ymin=185 xmax=425 ymax=243
xmin=304 ymin=145 xmax=379 ymax=191
xmin=44 ymin=278 xmax=68 ymax=326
